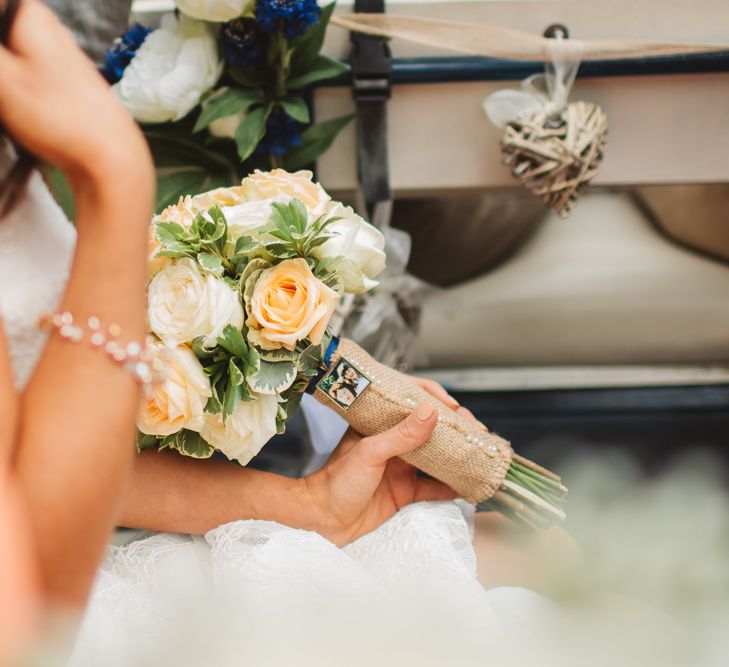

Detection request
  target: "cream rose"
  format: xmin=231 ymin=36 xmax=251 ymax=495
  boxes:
xmin=137 ymin=343 xmax=212 ymax=436
xmin=221 ymin=198 xmax=283 ymax=244
xmin=175 ymin=0 xmax=253 ymax=22
xmin=148 ymin=258 xmax=244 ymax=347
xmin=113 ymin=14 xmax=223 ymax=123
xmin=239 ymin=169 xmax=331 ymax=216
xmin=246 ymin=258 xmax=340 ymax=351
xmin=200 ymin=394 xmax=279 ymax=464
xmin=312 ymin=202 xmax=386 ymax=293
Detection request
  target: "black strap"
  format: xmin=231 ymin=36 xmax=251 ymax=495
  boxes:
xmin=351 ymin=0 xmax=392 ymax=226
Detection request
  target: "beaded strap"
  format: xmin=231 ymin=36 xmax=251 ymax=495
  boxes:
xmin=38 ymin=311 xmax=159 ymax=385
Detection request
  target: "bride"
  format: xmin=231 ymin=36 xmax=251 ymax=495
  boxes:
xmin=1 ymin=2 xmax=575 ymax=664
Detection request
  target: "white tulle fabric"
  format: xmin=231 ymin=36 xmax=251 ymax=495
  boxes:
xmin=70 ymin=503 xmax=556 ymax=666
xmin=0 ymin=168 xmax=554 ymax=666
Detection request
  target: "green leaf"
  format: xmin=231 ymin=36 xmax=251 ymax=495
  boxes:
xmin=205 ymin=394 xmax=223 ymax=414
xmin=194 ymin=88 xmax=263 ymax=133
xmin=247 ymin=359 xmax=297 ymax=395
xmin=287 ymin=55 xmax=349 ymax=90
xmin=258 ymin=347 xmax=299 ymax=362
xmin=297 ymin=344 xmax=323 ymax=373
xmin=235 ymin=105 xmax=271 ymax=162
xmin=164 ymin=429 xmax=214 ymax=459
xmin=233 ymin=234 xmax=260 ymax=260
xmin=283 ymin=114 xmax=354 ymax=171
xmin=223 ymin=376 xmax=242 ymax=418
xmin=229 ymin=66 xmax=267 ymax=87
xmin=192 ymin=337 xmax=217 ymax=360
xmin=136 ymin=433 xmax=160 ymax=452
xmin=155 ymin=170 xmax=208 ymax=212
xmin=278 ymin=95 xmax=310 ymax=124
xmin=291 ymin=2 xmax=336 ymax=75
xmin=198 ymin=252 xmax=223 ymax=273
xmin=229 ymin=358 xmax=245 ymax=386
xmin=218 ymin=324 xmax=248 ymax=359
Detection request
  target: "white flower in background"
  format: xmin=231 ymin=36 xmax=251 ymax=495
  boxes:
xmin=209 ymin=111 xmax=245 ymax=139
xmin=312 ymin=202 xmax=387 ymax=293
xmin=221 ymin=198 xmax=283 ymax=243
xmin=203 ymin=87 xmax=247 ymax=139
xmin=113 ymin=14 xmax=223 ymax=123
xmin=201 ymin=395 xmax=279 ymax=464
xmin=148 ymin=258 xmax=244 ymax=348
xmin=137 ymin=342 xmax=212 ymax=436
xmin=175 ymin=0 xmax=253 ymax=22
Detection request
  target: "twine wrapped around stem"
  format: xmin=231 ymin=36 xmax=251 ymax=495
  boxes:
xmin=313 ymin=339 xmax=567 ymax=528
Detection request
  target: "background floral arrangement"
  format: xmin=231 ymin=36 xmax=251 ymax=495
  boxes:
xmin=102 ymin=1 xmax=350 ymax=212
xmin=138 ymin=169 xmax=386 ymax=463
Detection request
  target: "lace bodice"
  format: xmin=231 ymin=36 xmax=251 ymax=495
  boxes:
xmin=0 ymin=169 xmax=76 ymax=389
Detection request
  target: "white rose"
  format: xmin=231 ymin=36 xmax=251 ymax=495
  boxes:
xmin=175 ymin=0 xmax=253 ymax=22
xmin=312 ymin=202 xmax=386 ymax=293
xmin=113 ymin=14 xmax=223 ymax=123
xmin=200 ymin=394 xmax=279 ymax=464
xmin=138 ymin=342 xmax=212 ymax=436
xmin=148 ymin=258 xmax=244 ymax=347
xmin=221 ymin=199 xmax=279 ymax=243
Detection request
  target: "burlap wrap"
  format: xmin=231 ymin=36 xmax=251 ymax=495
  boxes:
xmin=313 ymin=339 xmax=513 ymax=504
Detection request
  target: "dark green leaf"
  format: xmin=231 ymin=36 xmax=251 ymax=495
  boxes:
xmin=136 ymin=433 xmax=160 ymax=452
xmin=290 ymin=2 xmax=336 ymax=75
xmin=278 ymin=95 xmax=310 ymax=124
xmin=235 ymin=105 xmax=271 ymax=162
xmin=194 ymin=88 xmax=263 ymax=133
xmin=229 ymin=66 xmax=267 ymax=87
xmin=205 ymin=394 xmax=223 ymax=414
xmin=283 ymin=114 xmax=354 ymax=171
xmin=155 ymin=170 xmax=208 ymax=212
xmin=287 ymin=55 xmax=349 ymax=90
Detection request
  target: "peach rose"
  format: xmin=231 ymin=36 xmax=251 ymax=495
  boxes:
xmin=246 ymin=258 xmax=339 ymax=351
xmin=137 ymin=342 xmax=212 ymax=437
xmin=239 ymin=169 xmax=330 ymax=216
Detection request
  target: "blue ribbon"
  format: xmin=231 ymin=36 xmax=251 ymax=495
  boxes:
xmin=305 ymin=336 xmax=340 ymax=394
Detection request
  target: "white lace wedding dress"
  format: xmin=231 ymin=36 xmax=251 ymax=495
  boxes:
xmin=1 ymin=172 xmax=557 ymax=667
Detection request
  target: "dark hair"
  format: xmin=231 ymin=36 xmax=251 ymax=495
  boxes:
xmin=0 ymin=0 xmax=36 ymax=216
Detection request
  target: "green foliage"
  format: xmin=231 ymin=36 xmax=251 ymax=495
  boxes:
xmin=140 ymin=2 xmax=349 ymax=179
xmin=235 ymin=104 xmax=273 ymax=161
xmin=247 ymin=358 xmax=297 ymax=395
xmin=286 ymin=55 xmax=349 ymax=90
xmin=283 ymin=114 xmax=354 ymax=171
xmin=162 ymin=429 xmax=214 ymax=459
xmin=194 ymin=88 xmax=263 ymax=133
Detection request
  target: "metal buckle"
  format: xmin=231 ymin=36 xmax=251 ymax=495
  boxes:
xmin=351 ymin=33 xmax=392 ymax=103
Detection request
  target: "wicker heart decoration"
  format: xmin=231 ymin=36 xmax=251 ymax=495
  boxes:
xmin=501 ymin=101 xmax=608 ymax=217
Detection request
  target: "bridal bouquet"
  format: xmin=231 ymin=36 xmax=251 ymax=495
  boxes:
xmin=102 ymin=1 xmax=350 ymax=211
xmin=139 ymin=170 xmax=567 ymax=528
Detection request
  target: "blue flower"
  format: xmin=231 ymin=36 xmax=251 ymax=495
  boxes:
xmin=255 ymin=0 xmax=321 ymax=40
xmin=257 ymin=108 xmax=303 ymax=155
xmin=221 ymin=18 xmax=266 ymax=68
xmin=101 ymin=24 xmax=153 ymax=84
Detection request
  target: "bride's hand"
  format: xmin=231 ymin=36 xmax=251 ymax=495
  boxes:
xmin=0 ymin=0 xmax=151 ymax=192
xmin=303 ymin=380 xmax=479 ymax=546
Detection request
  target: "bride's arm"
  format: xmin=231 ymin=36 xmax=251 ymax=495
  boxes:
xmin=123 ymin=383 xmax=463 ymax=546
xmin=0 ymin=2 xmax=154 ymax=607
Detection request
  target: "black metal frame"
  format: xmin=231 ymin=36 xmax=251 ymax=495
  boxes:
xmin=320 ymin=51 xmax=729 ymax=88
